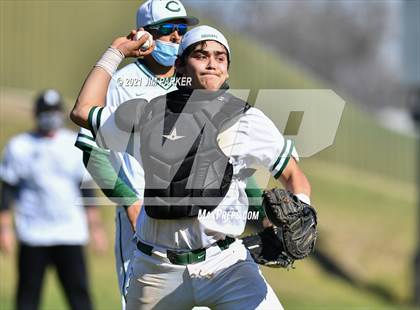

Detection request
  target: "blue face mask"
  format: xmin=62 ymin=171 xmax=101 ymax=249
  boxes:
xmin=37 ymin=111 xmax=64 ymax=132
xmin=151 ymin=40 xmax=179 ymax=67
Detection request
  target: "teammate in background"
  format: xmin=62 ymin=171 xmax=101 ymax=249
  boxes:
xmin=73 ymin=0 xmax=200 ymax=306
xmin=71 ymin=25 xmax=312 ymax=309
xmin=0 ymin=89 xmax=107 ymax=310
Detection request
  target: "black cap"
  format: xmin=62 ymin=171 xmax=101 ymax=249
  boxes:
xmin=34 ymin=89 xmax=64 ymax=115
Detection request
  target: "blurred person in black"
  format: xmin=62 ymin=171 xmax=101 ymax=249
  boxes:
xmin=0 ymin=89 xmax=107 ymax=310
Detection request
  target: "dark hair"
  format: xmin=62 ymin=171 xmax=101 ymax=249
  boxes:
xmin=178 ymin=41 xmax=231 ymax=68
xmin=34 ymin=90 xmax=64 ymax=115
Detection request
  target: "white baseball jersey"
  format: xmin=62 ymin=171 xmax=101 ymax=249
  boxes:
xmin=88 ymin=101 xmax=298 ymax=250
xmin=75 ymin=59 xmax=177 ymax=299
xmin=75 ymin=59 xmax=177 ymax=196
xmin=0 ymin=129 xmax=90 ymax=246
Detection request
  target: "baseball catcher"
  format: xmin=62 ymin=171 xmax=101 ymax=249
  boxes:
xmin=71 ymin=24 xmax=314 ymax=309
xmin=242 ymin=188 xmax=318 ymax=268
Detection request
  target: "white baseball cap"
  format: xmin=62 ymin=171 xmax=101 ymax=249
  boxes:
xmin=136 ymin=0 xmax=199 ymax=28
xmin=178 ymin=25 xmax=231 ymax=59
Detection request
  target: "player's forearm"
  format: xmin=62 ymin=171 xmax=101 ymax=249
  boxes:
xmin=0 ymin=210 xmax=13 ymax=233
xmin=0 ymin=209 xmax=14 ymax=254
xmin=279 ymin=159 xmax=311 ymax=199
xmin=284 ymin=169 xmax=311 ymax=197
xmin=71 ymin=45 xmax=127 ymax=129
xmin=83 ymin=147 xmax=139 ymax=206
xmin=71 ymin=33 xmax=153 ymax=129
xmin=71 ymin=67 xmax=113 ymax=129
xmin=83 ymin=147 xmax=141 ymax=231
xmin=85 ymin=206 xmax=103 ymax=230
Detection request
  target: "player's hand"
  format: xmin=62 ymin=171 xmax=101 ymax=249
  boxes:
xmin=111 ymin=29 xmax=155 ymax=58
xmin=262 ymin=216 xmax=273 ymax=228
xmin=125 ymin=200 xmax=142 ymax=232
xmin=89 ymin=225 xmax=108 ymax=255
xmin=0 ymin=228 xmax=14 ymax=255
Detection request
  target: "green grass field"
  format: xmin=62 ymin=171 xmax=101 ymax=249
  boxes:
xmin=0 ymin=1 xmax=418 ymax=309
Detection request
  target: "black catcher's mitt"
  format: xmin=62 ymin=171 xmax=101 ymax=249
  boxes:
xmin=242 ymin=189 xmax=317 ymax=268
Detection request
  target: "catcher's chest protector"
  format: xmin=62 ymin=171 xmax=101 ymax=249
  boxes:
xmin=140 ymin=90 xmax=249 ymax=219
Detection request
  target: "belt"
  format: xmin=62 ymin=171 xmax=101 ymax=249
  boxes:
xmin=137 ymin=237 xmax=236 ymax=265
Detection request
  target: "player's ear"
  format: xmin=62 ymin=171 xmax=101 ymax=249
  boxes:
xmin=175 ymin=57 xmax=185 ymax=74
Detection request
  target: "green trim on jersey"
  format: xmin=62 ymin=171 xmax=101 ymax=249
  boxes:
xmin=92 ymin=107 xmax=109 ymax=150
xmin=76 ymin=140 xmax=98 ymax=153
xmin=274 ymin=154 xmax=291 ymax=179
xmin=272 ymin=139 xmax=294 ymax=179
xmin=75 ymin=138 xmax=109 ymax=154
xmin=88 ymin=106 xmax=103 ymax=137
xmin=76 ymin=137 xmax=97 ymax=149
xmin=135 ymin=60 xmax=176 ymax=91
xmin=96 ymin=107 xmax=103 ymax=132
xmin=88 ymin=107 xmax=96 ymax=134
xmin=271 ymin=142 xmax=287 ymax=172
xmin=78 ymin=133 xmax=95 ymax=142
xmin=75 ymin=127 xmax=113 ymax=155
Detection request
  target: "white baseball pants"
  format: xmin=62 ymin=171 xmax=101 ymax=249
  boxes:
xmin=115 ymin=207 xmax=137 ymax=310
xmin=126 ymin=239 xmax=283 ymax=310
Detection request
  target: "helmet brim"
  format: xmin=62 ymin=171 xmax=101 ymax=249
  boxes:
xmin=146 ymin=16 xmax=199 ymax=27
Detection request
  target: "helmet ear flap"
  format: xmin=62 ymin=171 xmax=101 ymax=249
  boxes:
xmin=34 ymin=89 xmax=64 ymax=116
